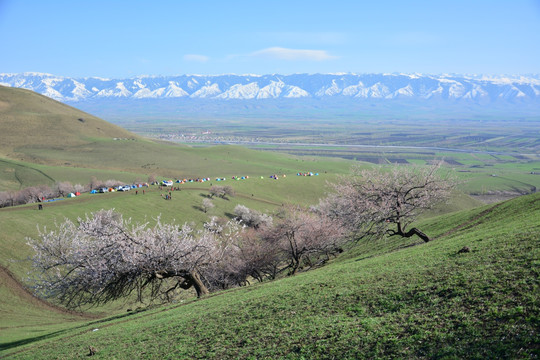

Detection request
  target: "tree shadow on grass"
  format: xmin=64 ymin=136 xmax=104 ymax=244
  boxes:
xmin=0 ymin=310 xmax=144 ymax=352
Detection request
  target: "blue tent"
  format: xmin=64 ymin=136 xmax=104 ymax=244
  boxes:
xmin=90 ymin=190 xmax=97 ymax=194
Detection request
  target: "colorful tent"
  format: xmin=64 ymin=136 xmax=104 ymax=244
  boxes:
xmin=67 ymin=193 xmax=76 ymax=198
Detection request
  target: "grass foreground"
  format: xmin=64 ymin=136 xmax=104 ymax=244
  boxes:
xmin=2 ymin=192 xmax=538 ymax=359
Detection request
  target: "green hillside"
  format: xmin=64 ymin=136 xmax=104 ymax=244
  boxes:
xmin=0 ymin=86 xmax=355 ymax=191
xmin=0 ymin=171 xmax=348 ymax=346
xmin=0 ymin=85 xmax=537 ymax=359
xmin=0 ymin=85 xmax=136 ymax=158
xmin=2 ymin=192 xmax=538 ymax=359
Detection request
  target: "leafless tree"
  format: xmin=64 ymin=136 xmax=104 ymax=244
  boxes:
xmin=202 ymin=198 xmax=215 ymax=213
xmin=209 ymin=186 xmax=224 ymax=198
xmin=0 ymin=191 xmax=15 ymax=208
xmin=223 ymin=185 xmax=235 ymax=198
xmin=27 ymin=209 xmax=244 ymax=308
xmin=3 ymin=190 xmax=17 ymax=207
xmin=320 ymin=163 xmax=454 ymax=243
xmin=0 ymin=185 xmax=53 ymax=208
xmin=104 ymin=179 xmax=123 ymax=188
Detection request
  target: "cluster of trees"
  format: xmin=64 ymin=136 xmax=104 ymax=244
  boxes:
xmin=28 ymin=163 xmax=454 ymax=308
xmin=0 ymin=178 xmax=127 ymax=208
xmin=209 ymin=185 xmax=235 ymax=199
xmin=233 ymin=205 xmax=273 ymax=229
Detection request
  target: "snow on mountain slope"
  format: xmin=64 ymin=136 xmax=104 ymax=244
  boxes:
xmin=284 ymin=86 xmax=310 ymax=98
xmin=190 ymin=82 xmax=221 ymax=98
xmin=0 ymin=72 xmax=539 ymax=103
xmin=257 ymin=80 xmax=285 ymax=99
xmin=164 ymin=82 xmax=189 ymax=98
xmin=217 ymin=82 xmax=259 ymax=99
xmin=96 ymin=82 xmax=132 ymax=98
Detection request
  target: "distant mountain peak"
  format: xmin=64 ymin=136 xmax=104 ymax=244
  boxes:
xmin=1 ymin=73 xmax=539 ymax=103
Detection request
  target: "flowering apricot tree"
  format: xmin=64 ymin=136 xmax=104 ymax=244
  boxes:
xmin=27 ymin=210 xmax=243 ymax=308
xmin=320 ymin=162 xmax=454 ymax=242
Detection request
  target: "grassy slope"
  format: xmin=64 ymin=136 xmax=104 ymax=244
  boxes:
xmin=3 ymin=86 xmax=539 ymax=198
xmin=0 ymin=86 xmax=135 ymax=158
xmin=1 ymin=85 xmax=352 ymax=190
xmin=2 ymin=192 xmax=538 ymax=359
xmin=1 ymin=85 xmax=536 ymax=357
xmin=0 ymin=172 xmax=349 ymax=344
xmin=0 ymin=175 xmax=338 ymax=277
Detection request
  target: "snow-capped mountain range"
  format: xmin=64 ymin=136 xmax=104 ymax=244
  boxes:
xmin=1 ymin=72 xmax=539 ymax=103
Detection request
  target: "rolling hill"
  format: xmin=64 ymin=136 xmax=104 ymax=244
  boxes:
xmin=0 ymin=85 xmax=353 ymax=191
xmin=0 ymin=84 xmax=537 ymax=358
xmin=0 ymin=85 xmax=136 ymax=159
xmin=2 ymin=191 xmax=538 ymax=358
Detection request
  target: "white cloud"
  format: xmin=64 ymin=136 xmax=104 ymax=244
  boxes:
xmin=183 ymin=54 xmax=209 ymax=62
xmin=251 ymin=47 xmax=338 ymax=61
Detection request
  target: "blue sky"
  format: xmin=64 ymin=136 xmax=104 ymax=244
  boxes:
xmin=1 ymin=0 xmax=539 ymax=78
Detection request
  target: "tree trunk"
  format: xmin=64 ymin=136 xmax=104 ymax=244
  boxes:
xmin=391 ymin=221 xmax=431 ymax=243
xmin=155 ymin=269 xmax=209 ymax=298
xmin=187 ymin=271 xmax=209 ymax=298
xmin=401 ymin=227 xmax=431 ymax=242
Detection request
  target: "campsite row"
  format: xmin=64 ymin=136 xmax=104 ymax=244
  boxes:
xmin=159 ymin=172 xmax=320 ymax=185
xmin=90 ymin=183 xmax=149 ymax=194
xmin=57 ymin=172 xmax=321 ymax=200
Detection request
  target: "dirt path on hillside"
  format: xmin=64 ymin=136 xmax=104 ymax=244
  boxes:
xmin=2 ymin=272 xmax=253 ymax=358
xmin=0 ymin=265 xmax=99 ymax=321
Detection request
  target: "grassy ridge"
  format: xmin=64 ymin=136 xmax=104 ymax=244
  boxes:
xmin=3 ymin=192 xmax=538 ymax=359
xmin=1 ymin=85 xmax=355 ymax=189
xmin=0 ymin=85 xmax=135 ymax=158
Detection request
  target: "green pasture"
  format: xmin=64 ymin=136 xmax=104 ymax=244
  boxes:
xmin=0 ymin=172 xmax=348 ymax=344
xmin=11 ymin=142 xmax=348 ymax=182
xmin=0 ymin=174 xmax=337 ymax=274
xmin=0 ymin=142 xmax=354 ymax=192
xmin=0 ymin=157 xmax=151 ymax=191
xmin=2 ymin=192 xmax=538 ymax=359
xmin=1 ymin=84 xmax=538 ymax=357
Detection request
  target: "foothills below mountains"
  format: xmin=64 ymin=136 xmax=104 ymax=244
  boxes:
xmin=0 ymin=85 xmax=136 ymax=158
xmin=1 ymin=72 xmax=539 ymax=103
